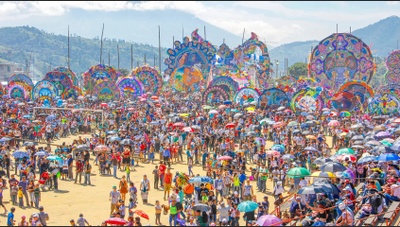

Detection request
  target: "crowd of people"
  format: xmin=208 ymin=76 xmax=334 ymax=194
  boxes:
xmin=0 ymin=91 xmax=400 ymax=226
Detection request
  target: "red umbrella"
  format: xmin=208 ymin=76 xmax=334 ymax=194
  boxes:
xmin=182 ymin=127 xmax=194 ymax=132
xmin=128 ymin=107 xmax=135 ymax=111
xmin=151 ymin=96 xmax=158 ymax=100
xmin=94 ymin=145 xmax=110 ymax=153
xmin=173 ymin=122 xmax=185 ymax=127
xmin=134 ymin=210 xmax=150 ymax=220
xmin=284 ymin=109 xmax=292 ymax=113
xmin=100 ymin=103 xmax=108 ymax=107
xmin=273 ymin=122 xmax=284 ymax=128
xmin=225 ymin=123 xmax=236 ymax=128
xmin=218 ymin=156 xmax=233 ymax=161
xmin=393 ymin=118 xmax=400 ymax=124
xmin=104 ymin=218 xmax=128 ymax=225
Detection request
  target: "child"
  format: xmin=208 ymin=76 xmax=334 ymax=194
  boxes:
xmin=358 ymin=203 xmax=372 ymax=219
xmin=125 ymin=165 xmax=131 ymax=183
xmin=128 ymin=198 xmax=136 ymax=218
xmin=129 ymin=182 xmax=137 ymax=204
xmin=18 ymin=186 xmax=23 ymax=207
xmin=201 ymin=191 xmax=208 ymax=204
xmin=119 ymin=200 xmax=126 ymax=219
xmin=155 ymin=200 xmax=162 ymax=225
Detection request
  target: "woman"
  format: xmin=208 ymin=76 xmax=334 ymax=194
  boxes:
xmin=119 ymin=175 xmax=129 ymax=202
xmin=27 ymin=181 xmax=35 ymax=207
xmin=125 ymin=216 xmax=134 ymax=226
xmin=135 ymin=217 xmax=142 ymax=226
xmin=140 ymin=175 xmax=150 ymax=204
xmin=18 ymin=215 xmax=28 ymax=226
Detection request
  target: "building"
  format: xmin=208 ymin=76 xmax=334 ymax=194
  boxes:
xmin=0 ymin=61 xmax=23 ymax=83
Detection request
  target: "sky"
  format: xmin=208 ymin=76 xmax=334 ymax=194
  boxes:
xmin=0 ymin=1 xmax=399 ymax=46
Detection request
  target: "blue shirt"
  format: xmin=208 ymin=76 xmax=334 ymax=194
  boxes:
xmin=7 ymin=212 xmax=14 ymax=226
xmin=239 ymin=173 xmax=247 ymax=184
xmin=163 ymin=149 xmax=170 ymax=158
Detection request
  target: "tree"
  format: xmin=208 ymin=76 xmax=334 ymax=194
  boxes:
xmin=288 ymin=62 xmax=308 ymax=78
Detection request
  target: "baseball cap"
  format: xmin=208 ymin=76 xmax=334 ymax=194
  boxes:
xmin=112 ymin=186 xmax=117 ymax=189
xmin=234 ymin=191 xmax=238 ymax=195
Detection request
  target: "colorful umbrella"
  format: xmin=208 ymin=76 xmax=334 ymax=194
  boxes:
xmin=134 ymin=210 xmax=149 ymax=220
xmin=271 ymin=144 xmax=285 ymax=153
xmin=376 ymin=153 xmax=400 ymax=162
xmin=217 ymin=156 xmax=233 ymax=161
xmin=328 ymin=120 xmax=340 ymax=127
xmin=340 ymin=111 xmax=351 ymax=117
xmin=320 ymin=162 xmax=347 ymax=172
xmin=311 ymin=171 xmax=335 ymax=178
xmin=357 ymin=155 xmax=377 ymax=164
xmin=104 ymin=218 xmax=127 ymax=225
xmin=225 ymin=123 xmax=236 ymax=129
xmin=266 ymin=150 xmax=281 ymax=157
xmin=256 ymin=215 xmax=282 ymax=226
xmin=336 ymin=154 xmax=357 ymax=162
xmin=313 ymin=157 xmax=333 ymax=165
xmin=94 ymin=145 xmax=111 ymax=153
xmin=336 ymin=148 xmax=355 ymax=155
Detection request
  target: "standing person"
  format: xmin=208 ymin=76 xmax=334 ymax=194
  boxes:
xmin=242 ymin=180 xmax=254 ymax=201
xmin=0 ymin=183 xmax=7 ymax=214
xmin=163 ymin=168 xmax=173 ymax=200
xmin=158 ymin=162 xmax=166 ymax=188
xmin=33 ymin=183 xmax=41 ymax=208
xmin=154 ymin=200 xmax=162 ymax=225
xmin=125 ymin=165 xmax=131 ymax=183
xmin=7 ymin=207 xmax=15 ymax=226
xmin=83 ymin=160 xmax=91 ymax=186
xmin=77 ymin=213 xmax=90 ymax=226
xmin=18 ymin=176 xmax=29 ymax=207
xmin=74 ymin=160 xmax=83 ymax=184
xmin=109 ymin=186 xmax=121 ymax=215
xmin=152 ymin=165 xmax=159 ymax=189
xmin=119 ymin=175 xmax=128 ymax=202
xmin=4 ymin=154 xmax=10 ymax=179
xmin=140 ymin=175 xmax=150 ymax=204
xmin=38 ymin=206 xmax=49 ymax=226
xmin=67 ymin=154 xmax=74 ymax=180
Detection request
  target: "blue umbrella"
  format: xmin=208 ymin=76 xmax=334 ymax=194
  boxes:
xmin=223 ymin=100 xmax=232 ymax=105
xmin=12 ymin=151 xmax=29 ymax=159
xmin=238 ymin=201 xmax=259 ymax=212
xmin=107 ymin=130 xmax=117 ymax=135
xmin=271 ymin=144 xmax=285 ymax=153
xmin=120 ymin=139 xmax=134 ymax=146
xmin=282 ymin=154 xmax=296 ymax=160
xmin=376 ymin=153 xmax=400 ymax=162
xmin=0 ymin=137 xmax=12 ymax=143
xmin=300 ymin=112 xmax=309 ymax=116
xmin=34 ymin=151 xmax=49 ymax=156
xmin=46 ymin=156 xmax=63 ymax=163
xmin=357 ymin=156 xmax=377 ymax=164
xmin=22 ymin=115 xmax=32 ymax=119
xmin=46 ymin=115 xmax=57 ymax=122
xmin=304 ymin=146 xmax=319 ymax=152
xmin=188 ymin=176 xmax=213 ymax=184
xmin=109 ymin=136 xmax=121 ymax=142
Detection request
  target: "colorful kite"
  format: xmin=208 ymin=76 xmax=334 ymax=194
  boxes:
xmin=234 ymin=87 xmax=261 ymax=106
xmin=117 ymin=77 xmax=144 ymax=100
xmin=209 ymin=76 xmax=239 ymax=98
xmin=31 ymin=80 xmax=59 ymax=101
xmin=131 ymin=66 xmax=162 ymax=95
xmin=385 ymin=50 xmax=400 ymax=84
xmin=83 ymin=64 xmax=121 ymax=95
xmin=259 ymin=88 xmax=289 ymax=109
xmin=290 ymin=87 xmax=324 ymax=113
xmin=202 ymin=85 xmax=230 ymax=105
xmin=92 ymin=81 xmax=120 ymax=101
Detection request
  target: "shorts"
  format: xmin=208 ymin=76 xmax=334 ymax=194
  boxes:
xmin=122 ymin=157 xmax=130 ymax=165
xmin=62 ymin=169 xmax=68 ymax=174
xmin=164 ymin=183 xmax=172 ymax=192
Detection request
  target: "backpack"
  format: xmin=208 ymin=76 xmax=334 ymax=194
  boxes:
xmin=370 ymin=193 xmax=382 ymax=208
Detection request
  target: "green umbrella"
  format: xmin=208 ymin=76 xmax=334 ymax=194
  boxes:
xmin=202 ymin=105 xmax=213 ymax=110
xmin=287 ymin=167 xmax=311 ymax=178
xmin=380 ymin=140 xmax=393 ymax=147
xmin=336 ymin=148 xmax=355 ymax=155
xmin=238 ymin=201 xmax=259 ymax=212
xmin=287 ymin=121 xmax=298 ymax=127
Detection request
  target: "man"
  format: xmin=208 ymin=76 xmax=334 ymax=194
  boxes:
xmin=140 ymin=175 xmax=150 ymax=204
xmin=163 ymin=168 xmax=173 ymax=200
xmin=38 ymin=206 xmax=49 ymax=226
xmin=169 ymin=199 xmax=181 ymax=226
xmin=4 ymin=154 xmax=10 ymax=179
xmin=7 ymin=207 xmax=15 ymax=226
xmin=152 ymin=165 xmax=159 ymax=190
xmin=83 ymin=160 xmax=91 ymax=185
xmin=289 ymin=196 xmax=306 ymax=218
xmin=217 ymin=201 xmax=230 ymax=226
xmin=8 ymin=174 xmax=19 ymax=198
xmin=67 ymin=154 xmax=74 ymax=180
xmin=158 ymin=162 xmax=166 ymax=188
xmin=18 ymin=176 xmax=29 ymax=207
xmin=242 ymin=180 xmax=254 ymax=201
xmin=214 ymin=175 xmax=224 ymax=201
xmin=75 ymin=160 xmax=83 ymax=184
xmin=109 ymin=186 xmax=121 ymax=215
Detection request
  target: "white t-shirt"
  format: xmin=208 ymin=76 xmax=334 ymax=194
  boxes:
xmin=391 ymin=184 xmax=400 ymax=198
xmin=299 ymin=179 xmax=308 ymax=188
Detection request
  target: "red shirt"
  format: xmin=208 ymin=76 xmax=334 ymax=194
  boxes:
xmin=164 ymin=173 xmax=172 ymax=184
xmin=159 ymin=164 xmax=166 ymax=175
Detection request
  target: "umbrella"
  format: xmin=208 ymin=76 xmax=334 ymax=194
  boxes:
xmin=22 ymin=114 xmax=32 ymax=119
xmin=374 ymin=125 xmax=387 ymax=131
xmin=380 ymin=140 xmax=393 ymax=147
xmin=265 ymin=150 xmax=281 ymax=157
xmin=304 ymin=146 xmax=319 ymax=152
xmin=376 ymin=153 xmax=400 ymax=162
xmin=311 ymin=171 xmax=335 ymax=178
xmin=313 ymin=157 xmax=333 ymax=165
xmin=218 ymin=156 xmax=233 ymax=161
xmin=287 ymin=167 xmax=310 ymax=178
xmin=209 ymin=110 xmax=218 ymax=114
xmin=104 ymin=218 xmax=128 ymax=225
xmin=134 ymin=210 xmax=149 ymax=220
xmin=320 ymin=162 xmax=347 ymax=172
xmin=351 ymin=135 xmax=364 ymax=141
xmin=277 ymin=106 xmax=285 ymax=111
xmin=22 ymin=141 xmax=37 ymax=147
xmin=287 ymin=121 xmax=298 ymax=127
xmin=306 ymin=115 xmax=315 ymax=120
xmin=282 ymin=154 xmax=296 ymax=160
xmin=109 ymin=136 xmax=121 ymax=142
xmin=336 ymin=148 xmax=355 ymax=155
xmin=45 ymin=114 xmax=57 ymax=122
xmin=100 ymin=103 xmax=108 ymax=107
xmin=352 ymin=140 xmax=364 ymax=145
xmin=225 ymin=123 xmax=236 ymax=129
xmin=375 ymin=131 xmax=392 ymax=140
xmin=336 ymin=154 xmax=357 ymax=162
xmin=12 ymin=151 xmax=29 ymax=159
xmin=192 ymin=203 xmax=210 ymax=212
xmin=256 ymin=215 xmax=282 ymax=226
xmin=0 ymin=137 xmax=12 ymax=143
xmin=328 ymin=120 xmax=340 ymax=127
xmin=188 ymin=176 xmax=213 ymax=184
xmin=302 ymin=131 xmax=311 ymax=135
xmin=94 ymin=145 xmax=111 ymax=153
xmin=312 ymin=182 xmax=341 ymax=195
xmin=340 ymin=111 xmax=351 ymax=117
xmin=218 ymin=104 xmax=227 ymax=109
xmin=234 ymin=113 xmax=243 ymax=119
xmin=292 ymin=129 xmax=301 ymax=134
xmin=120 ymin=139 xmax=135 ymax=146
xmin=351 ymin=145 xmax=365 ymax=149
xmin=182 ymin=127 xmax=194 ymax=133
xmin=357 ymin=155 xmax=377 ymax=164
xmin=46 ymin=156 xmax=63 ymax=163
xmin=202 ymin=105 xmax=213 ymax=110
xmin=351 ymin=123 xmax=364 ymax=129
xmin=365 ymin=140 xmax=381 ymax=147
xmin=271 ymin=144 xmax=285 ymax=153
xmin=34 ymin=151 xmax=49 ymax=157
xmin=390 ymin=141 xmax=400 ymax=151
xmin=237 ymin=201 xmax=259 ymax=212
xmin=173 ymin=122 xmax=185 ymax=127
xmin=106 ymin=130 xmax=118 ymax=135
xmin=75 ymin=145 xmax=90 ymax=152
xmin=273 ymin=122 xmax=285 ymax=128
xmin=298 ymin=185 xmax=329 ymax=195
xmin=223 ymin=100 xmax=232 ymax=105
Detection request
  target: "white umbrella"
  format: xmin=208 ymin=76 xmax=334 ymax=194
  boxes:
xmin=209 ymin=110 xmax=218 ymax=114
xmin=234 ymin=113 xmax=243 ymax=119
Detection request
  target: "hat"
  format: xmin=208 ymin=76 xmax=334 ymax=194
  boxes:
xmin=345 ymin=179 xmax=350 ymax=184
xmin=338 ymin=203 xmax=346 ymax=210
xmin=296 ymin=197 xmax=301 ymax=200
xmin=32 ymin=213 xmax=39 ymax=218
xmin=277 ymin=181 xmax=282 ymax=185
xmin=21 ymin=216 xmax=26 ymax=219
xmin=234 ymin=191 xmax=238 ymax=195
xmin=112 ymin=186 xmax=117 ymax=189
xmin=222 ymin=218 xmax=227 ymax=223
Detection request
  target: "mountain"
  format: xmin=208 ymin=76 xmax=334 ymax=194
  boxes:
xmin=0 ymin=8 xmax=242 ymax=50
xmin=0 ymin=26 xmax=169 ymax=81
xmin=269 ymin=15 xmax=400 ymax=72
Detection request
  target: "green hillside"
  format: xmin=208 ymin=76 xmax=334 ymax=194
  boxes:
xmin=0 ymin=26 xmax=168 ymax=79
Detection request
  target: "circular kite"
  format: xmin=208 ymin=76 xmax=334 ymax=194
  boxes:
xmin=44 ymin=70 xmax=74 ymax=96
xmin=309 ymin=33 xmax=375 ymax=91
xmin=165 ymin=33 xmax=216 ymax=92
xmin=234 ymin=87 xmax=261 ymax=106
xmin=202 ymin=85 xmax=230 ymax=105
xmin=210 ymin=76 xmax=239 ymax=98
xmin=83 ymin=64 xmax=121 ymax=95
xmin=31 ymin=80 xmax=59 ymax=101
xmin=52 ymin=67 xmax=78 ymax=86
xmin=290 ymin=87 xmax=324 ymax=113
xmin=8 ymin=74 xmax=34 ymax=88
xmin=61 ymin=86 xmax=82 ymax=100
xmin=131 ymin=66 xmax=162 ymax=95
xmin=385 ymin=50 xmax=400 ymax=84
xmin=92 ymin=81 xmax=120 ymax=101
xmin=117 ymin=77 xmax=144 ymax=100
xmin=8 ymin=83 xmax=29 ymax=99
xmin=259 ymin=88 xmax=289 ymax=109
xmin=336 ymin=80 xmax=374 ymax=112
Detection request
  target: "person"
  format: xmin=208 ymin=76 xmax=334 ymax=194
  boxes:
xmin=38 ymin=206 xmax=49 ymax=226
xmin=217 ymin=201 xmax=230 ymax=225
xmin=18 ymin=215 xmax=28 ymax=226
xmin=70 ymin=219 xmax=77 ymax=226
xmin=17 ymin=186 xmax=23 ymax=207
xmin=83 ymin=160 xmax=91 ymax=185
xmin=0 ymin=183 xmax=8 ymax=214
xmin=242 ymin=180 xmax=253 ymax=201
xmin=155 ymin=200 xmax=162 ymax=225
xmin=128 ymin=182 xmax=137 ymax=204
xmin=125 ymin=165 xmax=131 ymax=183
xmin=140 ymin=174 xmax=150 ymax=204
xmin=134 ymin=217 xmax=142 ymax=226
xmin=76 ymin=213 xmax=90 ymax=226
xmin=164 ymin=168 xmax=173 ymax=200
xmin=7 ymin=207 xmax=15 ymax=226
xmin=31 ymin=213 xmax=41 ymax=226
xmin=33 ymin=183 xmax=41 ymax=208
xmin=169 ymin=199 xmax=179 ymax=226
xmin=75 ymin=159 xmax=84 ymax=184
xmin=152 ymin=165 xmax=159 ymax=189
xmin=118 ymin=200 xmax=126 ymax=219
xmin=109 ymin=186 xmax=121 ymax=215
xmin=119 ymin=175 xmax=128 ymax=202
xmin=289 ymin=196 xmax=306 ymax=218
xmin=335 ymin=203 xmax=354 ymax=226
xmin=18 ymin=176 xmax=30 ymax=207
